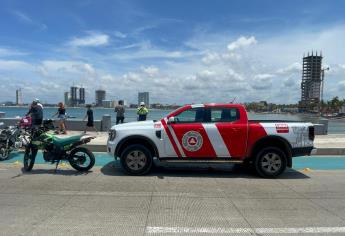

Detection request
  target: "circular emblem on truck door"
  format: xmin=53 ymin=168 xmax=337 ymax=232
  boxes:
xmin=182 ymin=131 xmax=203 ymax=152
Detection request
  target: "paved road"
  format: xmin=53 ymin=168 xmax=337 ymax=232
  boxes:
xmin=1 ymin=163 xmax=345 ymax=235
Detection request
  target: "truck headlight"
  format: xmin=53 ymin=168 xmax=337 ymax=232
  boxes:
xmin=109 ymin=129 xmax=116 ymax=141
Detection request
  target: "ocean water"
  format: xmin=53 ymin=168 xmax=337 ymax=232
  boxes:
xmin=0 ymin=106 xmax=344 ymax=134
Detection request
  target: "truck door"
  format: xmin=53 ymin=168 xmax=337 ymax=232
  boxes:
xmin=209 ymin=107 xmax=248 ymax=158
xmin=166 ymin=107 xmax=217 ymax=158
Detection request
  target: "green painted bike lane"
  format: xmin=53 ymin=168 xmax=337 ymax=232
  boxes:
xmin=3 ymin=152 xmax=345 ymax=170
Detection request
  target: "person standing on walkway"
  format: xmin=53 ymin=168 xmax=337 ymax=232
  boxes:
xmin=26 ymin=100 xmax=43 ymax=128
xmin=137 ymin=102 xmax=149 ymax=121
xmin=115 ymin=100 xmax=125 ymax=124
xmin=52 ymin=102 xmax=67 ymax=134
xmin=83 ymin=105 xmax=98 ymax=133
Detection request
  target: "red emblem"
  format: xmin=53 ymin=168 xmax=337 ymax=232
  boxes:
xmin=276 ymin=124 xmax=289 ymax=133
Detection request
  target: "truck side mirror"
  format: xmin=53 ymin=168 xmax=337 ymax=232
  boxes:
xmin=167 ymin=116 xmax=176 ymax=124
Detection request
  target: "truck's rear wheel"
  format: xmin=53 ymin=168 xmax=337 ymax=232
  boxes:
xmin=120 ymin=144 xmax=153 ymax=175
xmin=255 ymin=147 xmax=287 ymax=178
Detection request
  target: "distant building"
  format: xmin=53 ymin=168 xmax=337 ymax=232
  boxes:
xmin=95 ymin=90 xmax=106 ymax=107
xmin=138 ymin=92 xmax=149 ymax=107
xmin=64 ymin=92 xmax=70 ymax=106
xmin=79 ymin=87 xmax=85 ymax=105
xmin=299 ymin=52 xmax=322 ymax=112
xmin=15 ymin=89 xmax=23 ymax=106
xmin=102 ymin=100 xmax=112 ymax=108
xmin=70 ymin=86 xmax=78 ymax=107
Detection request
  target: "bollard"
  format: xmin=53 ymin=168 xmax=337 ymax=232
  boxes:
xmin=318 ymin=118 xmax=328 ymax=135
xmin=101 ymin=114 xmax=112 ymax=132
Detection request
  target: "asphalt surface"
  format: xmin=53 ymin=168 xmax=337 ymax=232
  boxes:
xmin=1 ymin=160 xmax=345 ymax=235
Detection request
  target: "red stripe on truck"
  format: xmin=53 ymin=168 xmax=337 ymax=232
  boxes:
xmin=161 ymin=119 xmax=181 ymax=157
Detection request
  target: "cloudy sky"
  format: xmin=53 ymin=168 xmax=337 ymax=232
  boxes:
xmin=1 ymin=0 xmax=345 ymax=105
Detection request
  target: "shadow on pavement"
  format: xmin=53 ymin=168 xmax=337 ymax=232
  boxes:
xmin=100 ymin=161 xmax=310 ymax=179
xmin=20 ymin=167 xmax=93 ymax=176
xmin=5 ymin=151 xmax=24 ymax=161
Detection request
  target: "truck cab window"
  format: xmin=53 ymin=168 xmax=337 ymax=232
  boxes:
xmin=174 ymin=108 xmax=205 ymax=123
xmin=210 ymin=108 xmax=240 ymax=122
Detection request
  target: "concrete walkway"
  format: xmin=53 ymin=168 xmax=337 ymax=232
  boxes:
xmin=57 ymin=131 xmax=345 ymax=155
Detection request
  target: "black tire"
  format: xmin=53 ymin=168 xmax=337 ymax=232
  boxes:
xmin=120 ymin=144 xmax=153 ymax=175
xmin=254 ymin=147 xmax=287 ymax=178
xmin=23 ymin=146 xmax=38 ymax=171
xmin=68 ymin=147 xmax=95 ymax=172
xmin=0 ymin=145 xmax=9 ymax=161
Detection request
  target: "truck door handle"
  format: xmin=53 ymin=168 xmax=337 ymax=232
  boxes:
xmin=231 ymin=128 xmax=240 ymax=132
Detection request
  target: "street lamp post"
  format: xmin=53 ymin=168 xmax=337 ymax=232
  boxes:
xmin=320 ymin=67 xmax=330 ymax=114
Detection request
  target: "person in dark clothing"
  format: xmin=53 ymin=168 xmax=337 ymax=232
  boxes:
xmin=53 ymin=102 xmax=67 ymax=134
xmin=26 ymin=101 xmax=43 ymax=127
xmin=115 ymin=100 xmax=125 ymax=124
xmin=83 ymin=105 xmax=98 ymax=133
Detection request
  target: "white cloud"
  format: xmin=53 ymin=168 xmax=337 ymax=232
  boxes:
xmin=202 ymin=52 xmax=221 ymax=64
xmin=114 ymin=31 xmax=127 ymax=38
xmin=227 ymin=36 xmax=257 ymax=51
xmin=0 ymin=59 xmax=32 ymax=70
xmin=12 ymin=10 xmax=47 ymax=31
xmin=68 ymin=32 xmax=109 ymax=47
xmin=0 ymin=48 xmax=28 ymax=57
xmin=276 ymin=62 xmax=301 ymax=75
xmin=254 ymin=73 xmax=274 ymax=79
xmin=228 ymin=69 xmax=244 ymax=81
xmin=141 ymin=66 xmax=159 ymax=76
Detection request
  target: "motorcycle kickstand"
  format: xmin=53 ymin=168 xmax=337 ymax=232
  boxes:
xmin=54 ymin=160 xmax=60 ymax=173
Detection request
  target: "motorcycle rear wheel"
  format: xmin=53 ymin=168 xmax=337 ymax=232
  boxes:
xmin=68 ymin=147 xmax=95 ymax=172
xmin=23 ymin=146 xmax=38 ymax=171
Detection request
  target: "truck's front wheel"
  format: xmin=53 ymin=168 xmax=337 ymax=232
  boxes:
xmin=254 ymin=147 xmax=287 ymax=178
xmin=120 ymin=144 xmax=153 ymax=175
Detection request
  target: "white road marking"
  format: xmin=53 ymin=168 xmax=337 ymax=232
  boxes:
xmin=202 ymin=123 xmax=230 ymax=157
xmin=146 ymin=226 xmax=345 ymax=234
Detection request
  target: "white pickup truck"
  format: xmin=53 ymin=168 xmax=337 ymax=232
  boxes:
xmin=107 ymin=104 xmax=315 ymax=177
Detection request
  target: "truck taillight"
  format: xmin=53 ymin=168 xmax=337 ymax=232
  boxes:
xmin=308 ymin=126 xmax=315 ymax=141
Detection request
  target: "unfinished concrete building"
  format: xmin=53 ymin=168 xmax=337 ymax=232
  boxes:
xmin=299 ymin=51 xmax=322 ymax=112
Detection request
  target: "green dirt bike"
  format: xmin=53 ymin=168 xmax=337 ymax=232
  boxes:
xmin=23 ymin=120 xmax=96 ymax=172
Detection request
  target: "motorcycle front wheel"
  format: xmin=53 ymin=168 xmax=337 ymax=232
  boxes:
xmin=0 ymin=145 xmax=10 ymax=161
xmin=23 ymin=146 xmax=38 ymax=171
xmin=68 ymin=147 xmax=95 ymax=172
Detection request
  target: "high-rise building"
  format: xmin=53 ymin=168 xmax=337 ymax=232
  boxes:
xmin=70 ymin=86 xmax=78 ymax=107
xmin=64 ymin=92 xmax=70 ymax=106
xmin=79 ymin=87 xmax=85 ymax=105
xmin=299 ymin=52 xmax=323 ymax=111
xmin=138 ymin=92 xmax=149 ymax=107
xmin=16 ymin=88 xmax=23 ymax=106
xmin=95 ymin=90 xmax=106 ymax=106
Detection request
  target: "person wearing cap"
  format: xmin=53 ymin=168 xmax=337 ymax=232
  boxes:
xmin=137 ymin=102 xmax=149 ymax=121
xmin=35 ymin=98 xmax=43 ymax=109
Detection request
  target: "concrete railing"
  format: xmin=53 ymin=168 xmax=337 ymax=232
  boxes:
xmin=0 ymin=115 xmax=112 ymax=132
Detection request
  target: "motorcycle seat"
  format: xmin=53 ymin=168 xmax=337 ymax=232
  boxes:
xmin=52 ymin=135 xmax=83 ymax=147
